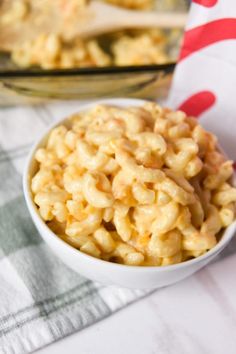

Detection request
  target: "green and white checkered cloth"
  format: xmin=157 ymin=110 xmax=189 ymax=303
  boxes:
xmin=0 ymin=102 xmax=150 ymax=354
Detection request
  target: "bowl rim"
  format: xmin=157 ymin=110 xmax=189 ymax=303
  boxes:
xmin=23 ymin=97 xmax=236 ymax=273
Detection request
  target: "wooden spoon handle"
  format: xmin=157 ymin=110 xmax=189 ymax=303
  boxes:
xmin=122 ymin=12 xmax=187 ymax=29
xmin=66 ymin=2 xmax=188 ymax=39
xmin=65 ymin=11 xmax=187 ymax=39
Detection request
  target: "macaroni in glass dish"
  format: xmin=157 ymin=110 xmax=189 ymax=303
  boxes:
xmin=31 ymin=103 xmax=236 ymax=266
xmin=0 ymin=0 xmax=182 ymax=69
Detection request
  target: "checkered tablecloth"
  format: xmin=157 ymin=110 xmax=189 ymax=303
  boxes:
xmin=0 ymin=102 xmax=151 ymax=354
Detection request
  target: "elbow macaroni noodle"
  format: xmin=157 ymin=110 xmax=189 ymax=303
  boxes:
xmin=31 ymin=102 xmax=236 ymax=266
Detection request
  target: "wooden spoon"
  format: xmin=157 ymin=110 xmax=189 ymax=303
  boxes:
xmin=64 ymin=2 xmax=187 ymax=39
xmin=0 ymin=1 xmax=187 ymax=51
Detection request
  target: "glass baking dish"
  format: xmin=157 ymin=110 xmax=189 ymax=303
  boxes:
xmin=0 ymin=63 xmax=175 ymax=105
xmin=0 ymin=0 xmax=189 ymax=106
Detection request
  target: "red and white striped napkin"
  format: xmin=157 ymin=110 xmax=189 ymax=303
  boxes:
xmin=168 ymin=0 xmax=236 ymax=164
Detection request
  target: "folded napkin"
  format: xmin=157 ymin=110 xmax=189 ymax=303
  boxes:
xmin=168 ymin=0 xmax=236 ymax=161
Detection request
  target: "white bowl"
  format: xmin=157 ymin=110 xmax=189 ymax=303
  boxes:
xmin=23 ymin=98 xmax=236 ymax=289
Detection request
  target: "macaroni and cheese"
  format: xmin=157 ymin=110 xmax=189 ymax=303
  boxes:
xmin=31 ymin=103 xmax=236 ymax=266
xmin=0 ymin=0 xmax=181 ymax=69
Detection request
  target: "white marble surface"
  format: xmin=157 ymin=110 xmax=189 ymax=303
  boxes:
xmin=38 ymin=251 xmax=236 ymax=354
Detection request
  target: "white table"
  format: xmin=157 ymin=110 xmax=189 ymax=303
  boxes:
xmin=38 ymin=252 xmax=236 ymax=354
xmin=5 ymin=100 xmax=235 ymax=354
